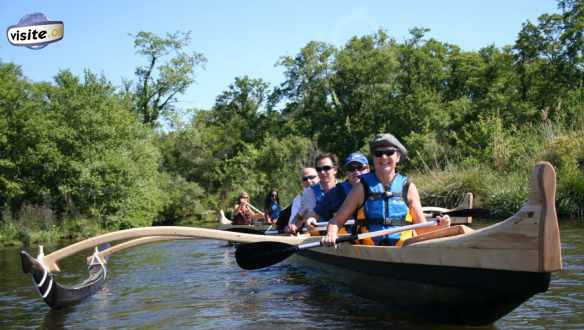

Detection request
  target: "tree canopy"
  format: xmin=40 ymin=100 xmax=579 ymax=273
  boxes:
xmin=0 ymin=1 xmax=582 ymax=242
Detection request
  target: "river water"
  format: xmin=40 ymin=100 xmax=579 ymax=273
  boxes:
xmin=1 ymin=222 xmax=583 ymax=330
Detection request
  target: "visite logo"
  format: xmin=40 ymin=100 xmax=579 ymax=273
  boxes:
xmin=7 ymin=12 xmax=64 ymax=49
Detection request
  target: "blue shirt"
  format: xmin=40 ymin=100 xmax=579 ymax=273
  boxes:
xmin=314 ymin=181 xmax=351 ymax=221
xmin=269 ymin=201 xmax=281 ymax=219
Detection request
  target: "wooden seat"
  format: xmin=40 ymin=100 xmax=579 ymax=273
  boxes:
xmin=401 ymin=225 xmax=474 ymax=247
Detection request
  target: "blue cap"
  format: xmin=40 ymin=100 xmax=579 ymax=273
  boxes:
xmin=344 ymin=152 xmax=369 ymax=166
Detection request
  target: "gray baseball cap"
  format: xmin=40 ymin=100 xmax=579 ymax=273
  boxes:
xmin=369 ymin=133 xmax=408 ymax=159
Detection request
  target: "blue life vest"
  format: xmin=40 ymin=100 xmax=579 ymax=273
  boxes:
xmin=359 ymin=172 xmax=410 ymax=245
xmin=340 ymin=180 xmax=352 ymax=195
xmin=312 ymin=180 xmax=354 ymax=233
xmin=310 ymin=183 xmax=326 ymax=206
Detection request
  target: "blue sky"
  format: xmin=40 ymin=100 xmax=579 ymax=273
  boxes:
xmin=1 ymin=1 xmax=558 ymax=110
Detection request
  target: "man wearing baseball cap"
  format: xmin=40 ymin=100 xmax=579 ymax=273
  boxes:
xmin=323 ymin=133 xmax=451 ymax=246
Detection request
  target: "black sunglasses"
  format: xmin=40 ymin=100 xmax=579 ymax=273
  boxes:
xmin=302 ymin=175 xmax=317 ymax=181
xmin=315 ymin=165 xmax=334 ymax=173
xmin=347 ymin=164 xmax=365 ymax=172
xmin=373 ymin=149 xmax=397 ymax=158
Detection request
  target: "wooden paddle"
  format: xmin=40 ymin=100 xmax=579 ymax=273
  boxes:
xmin=310 ymin=208 xmax=489 ymax=228
xmin=235 ymin=220 xmax=438 ymax=270
xmin=224 ymin=226 xmax=328 ymax=235
xmin=430 ymin=208 xmax=490 ymax=218
xmin=223 ymin=227 xmax=271 ymax=235
xmin=247 ymin=203 xmax=266 ymax=216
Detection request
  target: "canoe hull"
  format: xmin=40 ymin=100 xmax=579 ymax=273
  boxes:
xmin=297 ymin=249 xmax=550 ymax=325
xmin=21 ymin=251 xmax=105 ymax=310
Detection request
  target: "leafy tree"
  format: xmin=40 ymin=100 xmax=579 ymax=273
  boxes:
xmin=131 ymin=31 xmax=206 ymax=126
xmin=513 ymin=0 xmax=583 ymax=124
xmin=210 ymin=76 xmax=270 ymax=144
xmin=272 ymin=41 xmax=338 ymax=140
xmin=0 ymin=62 xmax=33 ymax=218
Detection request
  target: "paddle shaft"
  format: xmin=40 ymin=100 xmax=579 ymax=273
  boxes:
xmin=235 ymin=220 xmax=439 ymax=270
xmin=311 ymin=208 xmax=486 ymax=229
xmin=314 ymin=220 xmax=355 ymax=227
xmin=430 ymin=208 xmax=489 ymax=218
xmin=247 ymin=203 xmax=265 ymax=215
xmin=297 ymin=220 xmax=438 ymax=250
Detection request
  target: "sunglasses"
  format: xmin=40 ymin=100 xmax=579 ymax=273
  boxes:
xmin=373 ymin=149 xmax=397 ymax=158
xmin=302 ymin=175 xmax=317 ymax=182
xmin=315 ymin=165 xmax=334 ymax=173
xmin=347 ymin=164 xmax=365 ymax=172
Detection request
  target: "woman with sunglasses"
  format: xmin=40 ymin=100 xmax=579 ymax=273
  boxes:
xmin=264 ymin=190 xmax=281 ymax=225
xmin=287 ymin=153 xmax=340 ymax=234
xmin=322 ymin=133 xmax=451 ymax=247
xmin=232 ymin=191 xmax=264 ymax=225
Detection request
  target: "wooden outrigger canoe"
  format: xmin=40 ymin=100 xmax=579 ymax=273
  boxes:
xmin=273 ymin=161 xmax=561 ymax=325
xmin=20 ymin=162 xmax=560 ymax=325
xmin=217 ymin=209 xmax=278 ymax=234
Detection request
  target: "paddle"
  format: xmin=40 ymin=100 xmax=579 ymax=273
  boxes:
xmin=223 ymin=227 xmax=269 ymax=235
xmin=224 ymin=226 xmax=328 ymax=235
xmin=235 ymin=220 xmax=438 ymax=270
xmin=309 ymin=209 xmax=488 ymax=229
xmin=247 ymin=203 xmax=266 ymax=216
xmin=428 ymin=208 xmax=490 ymax=218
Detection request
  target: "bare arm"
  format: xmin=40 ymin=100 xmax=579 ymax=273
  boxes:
xmin=322 ymin=183 xmax=365 ymax=246
xmin=233 ymin=204 xmax=242 ymax=214
xmin=289 ymin=188 xmax=315 ymax=231
xmin=303 ymin=209 xmax=320 ymax=227
xmin=407 ymin=183 xmax=450 ymax=234
xmin=251 ymin=209 xmax=264 ymax=220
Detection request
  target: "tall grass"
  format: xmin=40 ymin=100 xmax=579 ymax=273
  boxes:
xmin=0 ymin=204 xmax=103 ymax=247
xmin=412 ymin=121 xmax=584 ymax=219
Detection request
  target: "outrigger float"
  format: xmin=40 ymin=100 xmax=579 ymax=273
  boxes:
xmin=21 ymin=162 xmax=561 ymax=325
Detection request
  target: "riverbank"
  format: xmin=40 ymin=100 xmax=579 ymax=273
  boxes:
xmin=0 ymin=217 xmax=103 ymax=248
xmin=0 ymin=212 xmax=220 ymax=248
xmin=2 ymin=164 xmax=582 ymax=248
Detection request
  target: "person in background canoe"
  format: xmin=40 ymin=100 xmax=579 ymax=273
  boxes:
xmin=323 ymin=133 xmax=451 ymax=247
xmin=287 ymin=153 xmax=340 ymax=234
xmin=304 ymin=152 xmax=371 ymax=234
xmin=264 ymin=189 xmax=281 ymax=225
xmin=284 ymin=167 xmax=319 ymax=234
xmin=232 ymin=191 xmax=263 ymax=225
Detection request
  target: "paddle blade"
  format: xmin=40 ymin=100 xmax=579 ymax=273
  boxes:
xmin=444 ymin=208 xmax=491 ymax=218
xmin=235 ymin=241 xmax=298 ymax=270
xmin=223 ymin=227 xmax=266 ymax=235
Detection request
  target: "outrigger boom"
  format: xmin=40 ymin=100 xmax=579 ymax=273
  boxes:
xmin=33 ymin=227 xmax=317 ymax=273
